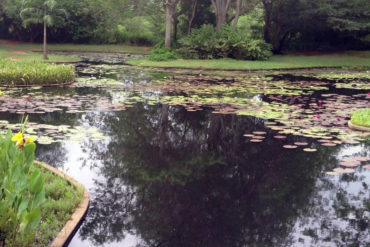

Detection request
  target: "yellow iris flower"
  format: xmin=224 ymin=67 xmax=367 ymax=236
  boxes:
xmin=11 ymin=132 xmax=23 ymax=143
xmin=25 ymin=137 xmax=36 ymax=144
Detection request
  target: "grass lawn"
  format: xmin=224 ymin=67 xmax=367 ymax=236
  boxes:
xmin=0 ymin=39 xmax=152 ymax=63
xmin=127 ymin=51 xmax=370 ymax=70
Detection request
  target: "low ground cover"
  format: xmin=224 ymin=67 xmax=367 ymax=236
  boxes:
xmin=0 ymin=59 xmax=75 ymax=86
xmin=351 ymin=108 xmax=370 ymax=127
xmin=128 ymin=51 xmax=370 ymax=70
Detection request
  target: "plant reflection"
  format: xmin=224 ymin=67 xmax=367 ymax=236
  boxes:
xmin=74 ymin=103 xmax=370 ymax=247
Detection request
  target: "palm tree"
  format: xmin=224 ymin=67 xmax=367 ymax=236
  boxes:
xmin=20 ymin=0 xmax=67 ymax=60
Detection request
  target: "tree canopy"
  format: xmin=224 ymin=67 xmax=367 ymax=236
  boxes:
xmin=0 ymin=0 xmax=368 ymax=52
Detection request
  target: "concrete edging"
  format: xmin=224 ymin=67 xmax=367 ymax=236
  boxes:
xmin=34 ymin=161 xmax=90 ymax=247
xmin=348 ymin=121 xmax=370 ymax=132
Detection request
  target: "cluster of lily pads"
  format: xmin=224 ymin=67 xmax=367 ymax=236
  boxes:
xmin=326 ymin=156 xmax=370 ymax=175
xmin=0 ymin=67 xmax=368 ymax=169
xmin=0 ymin=120 xmax=109 ymax=145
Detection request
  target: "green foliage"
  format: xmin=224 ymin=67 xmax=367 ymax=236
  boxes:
xmin=20 ymin=0 xmax=67 ymax=27
xmin=0 ymin=59 xmax=75 ymax=85
xmin=178 ymin=24 xmax=272 ymax=60
xmin=148 ymin=47 xmax=179 ymax=61
xmin=121 ymin=16 xmax=156 ymax=45
xmin=351 ymin=108 xmax=370 ymax=127
xmin=0 ymin=131 xmax=44 ymax=245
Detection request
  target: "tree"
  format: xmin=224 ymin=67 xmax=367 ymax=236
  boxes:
xmin=165 ymin=0 xmax=179 ymax=48
xmin=20 ymin=0 xmax=67 ymax=59
xmin=210 ymin=0 xmax=231 ymax=31
xmin=187 ymin=0 xmax=198 ymax=34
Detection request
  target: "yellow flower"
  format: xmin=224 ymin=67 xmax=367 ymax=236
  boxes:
xmin=25 ymin=137 xmax=35 ymax=144
xmin=0 ymin=90 xmax=2 ymax=96
xmin=11 ymin=132 xmax=23 ymax=143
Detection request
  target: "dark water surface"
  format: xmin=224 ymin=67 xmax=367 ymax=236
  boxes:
xmin=1 ymin=57 xmax=369 ymax=247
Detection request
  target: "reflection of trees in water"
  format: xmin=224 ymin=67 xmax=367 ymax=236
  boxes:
xmin=78 ymin=103 xmax=366 ymax=247
xmin=35 ymin=142 xmax=67 ymax=169
xmin=293 ymin=145 xmax=370 ymax=246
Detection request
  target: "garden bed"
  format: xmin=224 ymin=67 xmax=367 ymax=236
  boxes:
xmin=3 ymin=161 xmax=85 ymax=246
xmin=35 ymin=162 xmax=89 ymax=247
xmin=0 ymin=59 xmax=75 ymax=86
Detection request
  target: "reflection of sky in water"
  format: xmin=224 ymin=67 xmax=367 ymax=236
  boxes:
xmin=292 ymin=144 xmax=370 ymax=246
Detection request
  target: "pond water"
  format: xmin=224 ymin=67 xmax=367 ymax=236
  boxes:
xmin=1 ymin=54 xmax=369 ymax=247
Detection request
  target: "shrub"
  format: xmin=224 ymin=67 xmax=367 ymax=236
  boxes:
xmin=148 ymin=47 xmax=179 ymax=62
xmin=0 ymin=129 xmax=44 ymax=246
xmin=351 ymin=108 xmax=370 ymax=127
xmin=178 ymin=24 xmax=272 ymax=60
xmin=0 ymin=60 xmax=75 ymax=86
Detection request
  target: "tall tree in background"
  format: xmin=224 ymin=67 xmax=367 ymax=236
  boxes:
xmin=211 ymin=0 xmax=231 ymax=31
xmin=188 ymin=0 xmax=198 ymax=34
xmin=165 ymin=0 xmax=179 ymax=48
xmin=21 ymin=0 xmax=67 ymax=59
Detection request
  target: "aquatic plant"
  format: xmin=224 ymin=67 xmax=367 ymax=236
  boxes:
xmin=0 ymin=59 xmax=75 ymax=86
xmin=351 ymin=108 xmax=370 ymax=127
xmin=0 ymin=129 xmax=44 ymax=246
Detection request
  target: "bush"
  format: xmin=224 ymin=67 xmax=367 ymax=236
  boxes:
xmin=178 ymin=24 xmax=272 ymax=60
xmin=0 ymin=130 xmax=44 ymax=246
xmin=0 ymin=60 xmax=75 ymax=86
xmin=148 ymin=47 xmax=179 ymax=62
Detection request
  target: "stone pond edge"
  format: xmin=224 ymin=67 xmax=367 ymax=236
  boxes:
xmin=348 ymin=121 xmax=370 ymax=132
xmin=34 ymin=161 xmax=90 ymax=247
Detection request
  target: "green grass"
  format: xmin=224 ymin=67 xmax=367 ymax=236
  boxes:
xmin=0 ymin=39 xmax=152 ymax=63
xmin=351 ymin=108 xmax=370 ymax=127
xmin=13 ymin=164 xmax=83 ymax=246
xmin=0 ymin=39 xmax=151 ymax=56
xmin=127 ymin=51 xmax=370 ymax=70
xmin=0 ymin=43 xmax=81 ymax=63
xmin=0 ymin=59 xmax=75 ymax=86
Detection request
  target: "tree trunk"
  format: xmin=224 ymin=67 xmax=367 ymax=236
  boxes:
xmin=173 ymin=13 xmax=179 ymax=42
xmin=262 ymin=0 xmax=272 ymax=44
xmin=233 ymin=0 xmax=241 ymax=30
xmin=211 ymin=0 xmax=231 ymax=31
xmin=43 ymin=21 xmax=48 ymax=60
xmin=188 ymin=0 xmax=198 ymax=34
xmin=165 ymin=0 xmax=179 ymax=48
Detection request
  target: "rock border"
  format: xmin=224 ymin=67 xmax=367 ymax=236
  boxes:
xmin=34 ymin=161 xmax=89 ymax=247
xmin=348 ymin=121 xmax=370 ymax=132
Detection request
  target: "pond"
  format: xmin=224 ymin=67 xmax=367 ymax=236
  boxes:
xmin=1 ymin=54 xmax=369 ymax=247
